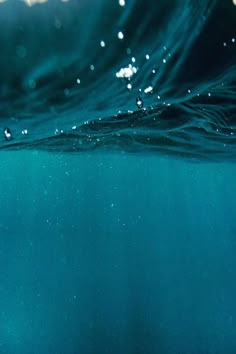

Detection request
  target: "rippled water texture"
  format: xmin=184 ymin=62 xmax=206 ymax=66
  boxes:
xmin=0 ymin=0 xmax=235 ymax=160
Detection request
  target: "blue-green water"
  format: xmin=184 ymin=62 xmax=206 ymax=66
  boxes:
xmin=0 ymin=0 xmax=235 ymax=160
xmin=0 ymin=0 xmax=236 ymax=353
xmin=1 ymin=153 xmax=236 ymax=353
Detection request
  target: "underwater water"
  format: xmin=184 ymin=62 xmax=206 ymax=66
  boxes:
xmin=0 ymin=0 xmax=235 ymax=160
xmin=0 ymin=0 xmax=236 ymax=353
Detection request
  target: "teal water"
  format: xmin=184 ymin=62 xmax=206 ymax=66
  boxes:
xmin=1 ymin=152 xmax=236 ymax=353
xmin=0 ymin=0 xmax=235 ymax=160
xmin=0 ymin=0 xmax=236 ymax=353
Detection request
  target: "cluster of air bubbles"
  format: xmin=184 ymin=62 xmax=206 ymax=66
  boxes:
xmin=54 ymin=128 xmax=64 ymax=135
xmin=223 ymin=38 xmax=235 ymax=46
xmin=144 ymin=86 xmax=153 ymax=94
xmin=4 ymin=128 xmax=12 ymax=141
xmin=22 ymin=129 xmax=28 ymax=135
xmin=116 ymin=64 xmax=138 ymax=79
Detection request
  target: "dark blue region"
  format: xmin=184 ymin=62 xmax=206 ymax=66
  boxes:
xmin=0 ymin=0 xmax=235 ymax=160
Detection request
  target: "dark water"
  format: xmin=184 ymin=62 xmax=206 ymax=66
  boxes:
xmin=0 ymin=1 xmax=236 ymax=354
xmin=0 ymin=0 xmax=235 ymax=160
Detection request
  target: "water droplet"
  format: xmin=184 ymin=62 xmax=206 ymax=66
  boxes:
xmin=119 ymin=0 xmax=125 ymax=6
xmin=144 ymin=86 xmax=153 ymax=94
xmin=118 ymin=31 xmax=124 ymax=40
xmin=4 ymin=128 xmax=12 ymax=141
xmin=136 ymin=97 xmax=143 ymax=109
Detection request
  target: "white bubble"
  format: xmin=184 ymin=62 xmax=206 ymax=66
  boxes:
xmin=119 ymin=0 xmax=125 ymax=6
xmin=116 ymin=65 xmax=137 ymax=79
xmin=144 ymin=86 xmax=153 ymax=94
xmin=146 ymin=54 xmax=150 ymax=60
xmin=118 ymin=31 xmax=124 ymax=39
xmin=100 ymin=40 xmax=106 ymax=47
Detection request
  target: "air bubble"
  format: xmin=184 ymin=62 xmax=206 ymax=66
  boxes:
xmin=118 ymin=31 xmax=124 ymax=40
xmin=4 ymin=128 xmax=12 ymax=141
xmin=144 ymin=86 xmax=153 ymax=94
xmin=136 ymin=97 xmax=143 ymax=109
xmin=119 ymin=0 xmax=125 ymax=6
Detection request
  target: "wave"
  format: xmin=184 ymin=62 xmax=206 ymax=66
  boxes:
xmin=0 ymin=0 xmax=235 ymax=161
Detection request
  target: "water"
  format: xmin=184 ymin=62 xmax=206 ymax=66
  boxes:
xmin=0 ymin=0 xmax=235 ymax=160
xmin=0 ymin=1 xmax=236 ymax=353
